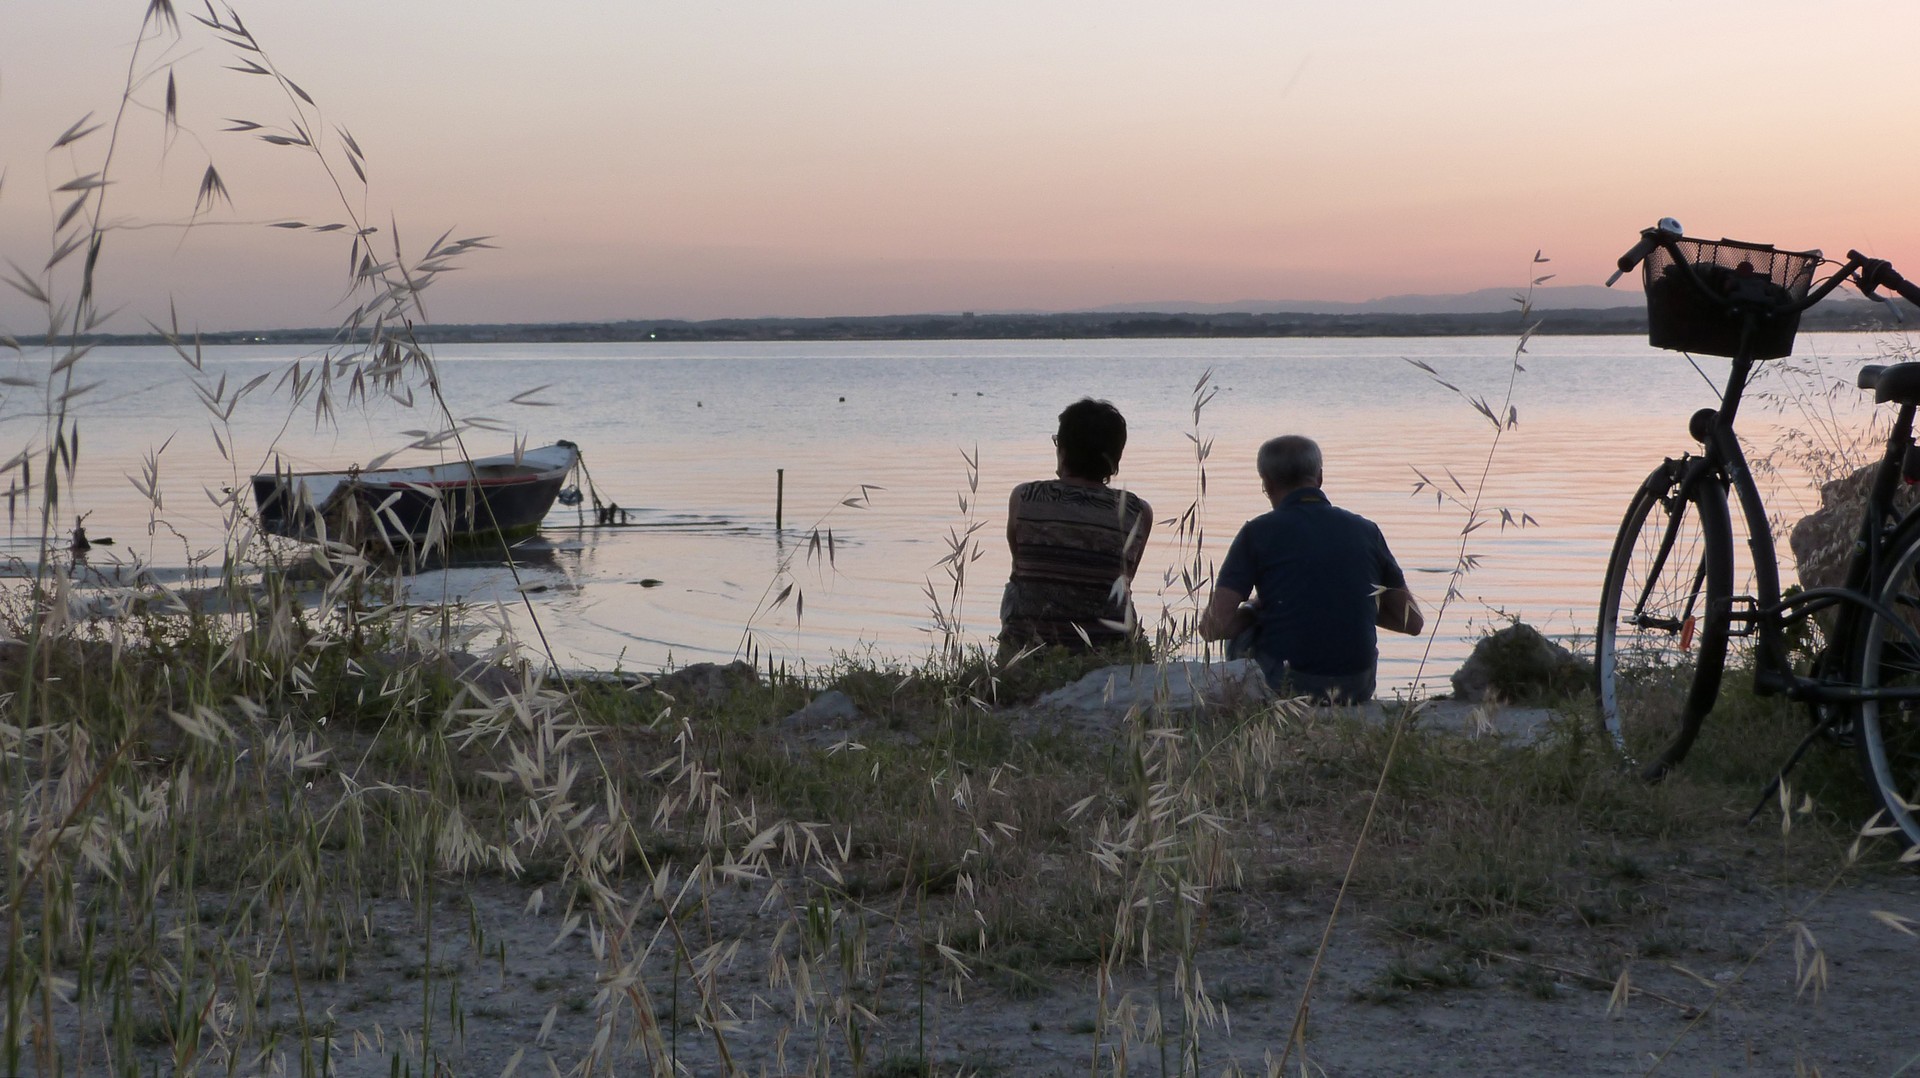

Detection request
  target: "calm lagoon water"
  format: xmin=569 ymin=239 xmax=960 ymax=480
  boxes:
xmin=6 ymin=332 xmax=1906 ymax=692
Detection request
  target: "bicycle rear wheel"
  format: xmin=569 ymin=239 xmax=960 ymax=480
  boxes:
xmin=1851 ymin=524 xmax=1920 ymax=852
xmin=1595 ymin=461 xmax=1732 ymax=780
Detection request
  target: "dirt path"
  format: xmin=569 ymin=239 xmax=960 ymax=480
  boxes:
xmin=254 ymin=696 xmax=1920 ymax=1075
xmin=222 ymin=857 xmax=1920 ymax=1077
xmin=34 ymin=680 xmax=1919 ymax=1077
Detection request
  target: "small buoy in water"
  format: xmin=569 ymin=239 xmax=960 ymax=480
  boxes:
xmin=838 ymin=396 xmax=846 ymax=402
xmin=697 ymin=401 xmax=702 ymax=407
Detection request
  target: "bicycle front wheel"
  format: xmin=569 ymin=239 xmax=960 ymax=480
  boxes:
xmin=1595 ymin=461 xmax=1732 ymax=780
xmin=1852 ymin=524 xmax=1920 ymax=852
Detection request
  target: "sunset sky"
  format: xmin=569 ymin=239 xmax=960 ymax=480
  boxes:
xmin=3 ymin=2 xmax=1918 ymax=331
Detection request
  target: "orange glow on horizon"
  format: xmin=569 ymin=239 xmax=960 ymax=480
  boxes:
xmin=3 ymin=2 xmax=1918 ymax=330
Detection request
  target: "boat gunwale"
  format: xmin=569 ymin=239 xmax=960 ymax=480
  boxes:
xmin=361 ymin=467 xmax=570 ymax=492
xmin=252 ymin=446 xmax=576 ymax=488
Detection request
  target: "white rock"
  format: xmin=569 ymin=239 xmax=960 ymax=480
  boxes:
xmin=1032 ymin=659 xmax=1272 ymax=715
xmin=783 ymin=689 xmax=861 ymax=731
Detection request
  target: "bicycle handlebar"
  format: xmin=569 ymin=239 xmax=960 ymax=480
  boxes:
xmin=1605 ymin=226 xmax=1676 ymax=287
xmin=1612 ymin=228 xmax=1920 ymax=336
xmin=1613 ymin=227 xmax=1872 ymax=319
xmin=1848 ymin=249 xmax=1920 ymax=308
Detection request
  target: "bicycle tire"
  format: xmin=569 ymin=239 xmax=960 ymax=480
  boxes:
xmin=1594 ymin=461 xmax=1733 ymax=780
xmin=1851 ymin=523 xmax=1920 ymax=852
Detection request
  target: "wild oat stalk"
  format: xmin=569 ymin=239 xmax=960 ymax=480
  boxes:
xmin=924 ymin=446 xmax=987 ymax=672
xmin=1 ymin=5 xmax=193 ymax=1072
xmin=737 ymin=481 xmax=881 ymax=671
xmin=1089 ymin=714 xmax=1232 ymax=1075
xmin=1158 ymin=368 xmax=1218 ymax=654
xmin=1751 ymin=332 xmax=1917 ymax=492
xmin=0 ymin=8 xmax=652 ymax=1076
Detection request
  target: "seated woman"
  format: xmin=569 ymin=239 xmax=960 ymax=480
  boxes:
xmin=1000 ymin=398 xmax=1153 ymax=652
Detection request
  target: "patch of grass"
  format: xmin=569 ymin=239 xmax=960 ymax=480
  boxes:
xmin=1380 ymin=947 xmax=1482 ymax=993
xmin=971 ymin=877 xmax=1109 ymax=969
xmin=868 ymin=1057 xmax=934 ymax=1078
xmin=975 ymin=943 xmax=1056 ymax=1000
xmin=1504 ymin=962 xmax=1561 ymax=1000
xmin=345 ymin=982 xmax=395 ymax=1012
xmin=1638 ymin=925 xmax=1689 ymax=960
xmin=402 ymin=960 xmax=464 ymax=982
xmin=128 ymin=1015 xmax=172 ymax=1049
xmin=1215 ymin=976 xmax=1273 ymax=1005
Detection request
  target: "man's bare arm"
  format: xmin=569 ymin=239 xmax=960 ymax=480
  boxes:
xmin=1199 ymin=586 xmax=1254 ymax=641
xmin=1376 ymin=586 xmax=1424 ymax=636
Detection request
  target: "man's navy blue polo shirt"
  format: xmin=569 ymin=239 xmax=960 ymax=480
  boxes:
xmin=1216 ymin=487 xmax=1407 ymax=689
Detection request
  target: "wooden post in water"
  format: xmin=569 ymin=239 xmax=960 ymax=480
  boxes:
xmin=776 ymin=469 xmax=785 ymax=532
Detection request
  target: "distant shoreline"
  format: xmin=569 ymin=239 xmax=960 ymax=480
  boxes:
xmin=58 ymin=303 xmax=1913 ymax=347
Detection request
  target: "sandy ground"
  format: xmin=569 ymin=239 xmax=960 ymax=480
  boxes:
xmin=202 ymin=856 xmax=1920 ymax=1077
xmin=32 ymin=679 xmax=1920 ymax=1077
xmin=213 ymin=694 xmax=1920 ymax=1078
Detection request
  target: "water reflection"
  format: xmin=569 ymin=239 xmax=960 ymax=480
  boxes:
xmin=1 ymin=334 xmax=1896 ymax=691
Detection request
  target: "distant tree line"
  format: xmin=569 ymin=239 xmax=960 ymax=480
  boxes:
xmin=77 ymin=302 xmax=1913 ymax=347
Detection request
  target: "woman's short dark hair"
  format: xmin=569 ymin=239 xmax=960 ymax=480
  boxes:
xmin=1056 ymin=398 xmax=1128 ymax=483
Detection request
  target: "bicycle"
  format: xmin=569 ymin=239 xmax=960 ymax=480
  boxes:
xmin=1596 ymin=221 xmax=1920 ymax=850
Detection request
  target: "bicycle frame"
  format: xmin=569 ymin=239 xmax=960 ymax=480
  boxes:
xmin=1602 ymin=228 xmax=1920 ymax=826
xmin=1665 ymin=315 xmax=1920 ymax=709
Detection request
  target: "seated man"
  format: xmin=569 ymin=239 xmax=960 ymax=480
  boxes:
xmin=1199 ymin=435 xmax=1422 ymax=702
xmin=1000 ymin=398 xmax=1152 ymax=652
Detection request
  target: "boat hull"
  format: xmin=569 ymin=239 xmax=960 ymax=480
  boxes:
xmin=251 ymin=442 xmax=579 ymax=549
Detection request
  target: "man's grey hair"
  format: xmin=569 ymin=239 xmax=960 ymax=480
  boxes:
xmin=1256 ymin=435 xmax=1322 ymax=492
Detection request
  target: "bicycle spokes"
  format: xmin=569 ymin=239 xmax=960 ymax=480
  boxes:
xmin=1625 ymin=497 xmax=1709 ymax=651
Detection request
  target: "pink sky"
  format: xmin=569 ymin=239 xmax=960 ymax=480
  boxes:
xmin=3 ymin=2 xmax=1918 ymax=331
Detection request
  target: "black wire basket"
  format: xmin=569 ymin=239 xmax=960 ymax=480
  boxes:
xmin=1642 ymin=236 xmax=1820 ymax=359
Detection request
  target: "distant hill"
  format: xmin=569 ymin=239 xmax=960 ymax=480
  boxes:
xmin=1082 ymin=284 xmax=1645 ymax=317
